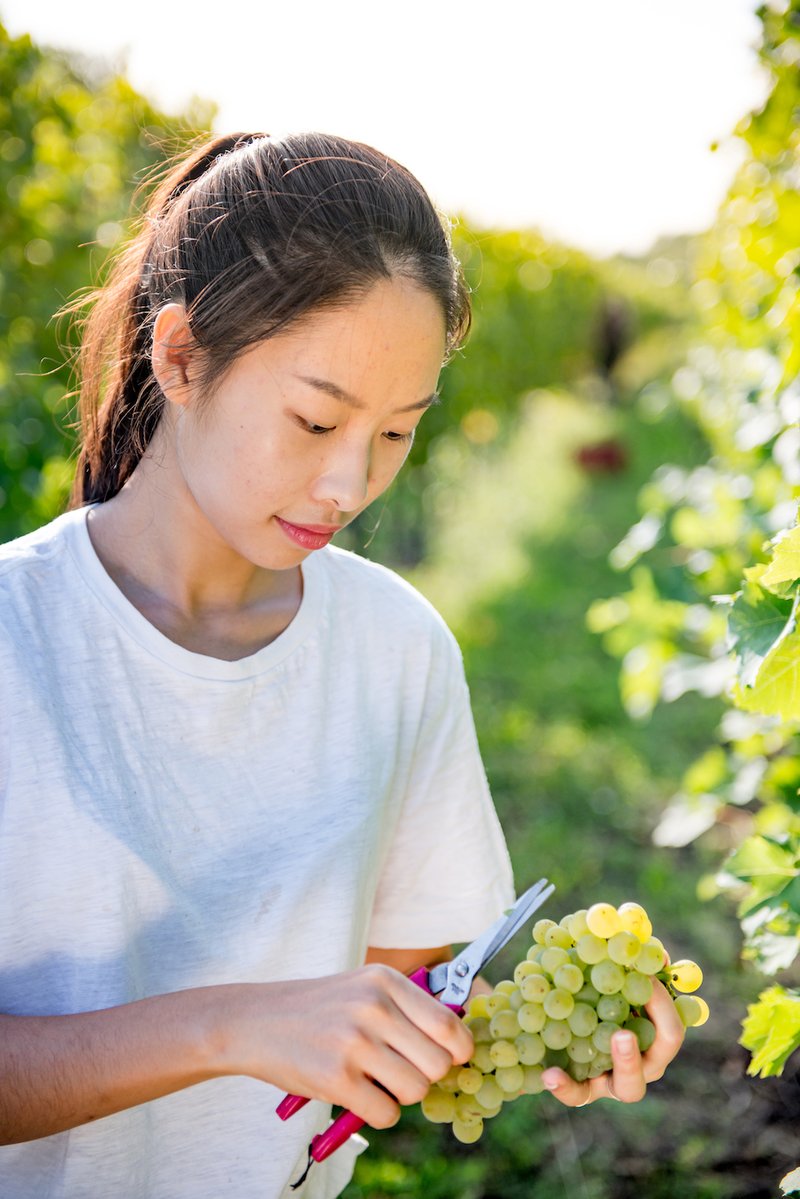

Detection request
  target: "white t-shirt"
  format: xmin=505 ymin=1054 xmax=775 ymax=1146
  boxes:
xmin=0 ymin=505 xmax=515 ymax=1199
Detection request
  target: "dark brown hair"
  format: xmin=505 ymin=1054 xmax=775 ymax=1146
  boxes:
xmin=66 ymin=131 xmax=471 ymax=505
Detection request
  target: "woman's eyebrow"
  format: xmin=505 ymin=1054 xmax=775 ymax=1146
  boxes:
xmin=293 ymin=374 xmax=441 ymax=413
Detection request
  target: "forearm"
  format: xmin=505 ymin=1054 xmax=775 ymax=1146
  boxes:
xmin=0 ymin=988 xmax=224 ymax=1145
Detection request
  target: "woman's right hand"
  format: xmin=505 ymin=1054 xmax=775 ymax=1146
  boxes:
xmin=215 ymin=967 xmax=474 ymax=1129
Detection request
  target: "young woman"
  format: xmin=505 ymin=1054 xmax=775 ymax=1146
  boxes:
xmin=0 ymin=131 xmax=683 ymax=1199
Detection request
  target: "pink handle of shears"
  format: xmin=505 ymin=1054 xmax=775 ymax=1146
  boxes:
xmin=276 ymin=965 xmax=465 ymax=1163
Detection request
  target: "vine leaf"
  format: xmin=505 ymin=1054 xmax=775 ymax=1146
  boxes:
xmin=761 ymin=526 xmax=800 ymax=590
xmin=734 ymin=628 xmax=800 ymax=720
xmin=728 ymin=580 xmax=797 ymax=688
xmin=740 ymin=985 xmax=800 ymax=1077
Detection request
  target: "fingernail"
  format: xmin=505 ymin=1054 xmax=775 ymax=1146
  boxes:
xmin=542 ymin=1070 xmax=561 ymax=1091
xmin=615 ymin=1032 xmax=636 ymax=1056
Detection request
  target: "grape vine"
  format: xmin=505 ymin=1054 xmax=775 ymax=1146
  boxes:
xmin=587 ymin=4 xmax=800 ymax=1190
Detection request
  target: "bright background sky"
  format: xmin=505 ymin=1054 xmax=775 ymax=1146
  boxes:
xmin=1 ymin=0 xmax=771 ymax=258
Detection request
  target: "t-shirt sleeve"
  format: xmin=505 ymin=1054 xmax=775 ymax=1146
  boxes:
xmin=366 ymin=621 xmax=516 ymax=949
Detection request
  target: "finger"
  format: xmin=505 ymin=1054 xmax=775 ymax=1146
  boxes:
xmin=344 ymin=1073 xmax=402 ymax=1130
xmin=379 ymin=1007 xmax=459 ymax=1088
xmin=360 ymin=1039 xmax=447 ymax=1110
xmin=541 ymin=1067 xmax=607 ymax=1107
xmin=641 ymin=979 xmax=685 ymax=1081
xmin=387 ymin=972 xmax=474 ymax=1065
xmin=608 ymin=1030 xmax=646 ymax=1102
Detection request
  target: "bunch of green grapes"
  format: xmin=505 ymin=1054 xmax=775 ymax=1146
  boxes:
xmin=421 ymin=901 xmax=708 ymax=1144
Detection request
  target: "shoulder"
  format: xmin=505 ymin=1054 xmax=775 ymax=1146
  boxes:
xmin=313 ymin=545 xmax=463 ymax=659
xmin=0 ymin=508 xmax=83 ymax=582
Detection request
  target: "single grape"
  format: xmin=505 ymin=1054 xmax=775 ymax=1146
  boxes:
xmin=566 ymin=1036 xmax=597 ymax=1064
xmin=421 ymin=1087 xmax=457 ymax=1123
xmin=437 ymin=1064 xmax=463 ymax=1092
xmin=625 ymin=1016 xmax=656 ymax=1053
xmin=693 ymin=996 xmax=710 ymax=1027
xmin=616 ymin=902 xmax=653 ymax=943
xmin=455 ymin=1093 xmax=484 ymax=1124
xmin=527 ymin=944 xmax=546 ymax=963
xmin=673 ymin=995 xmax=702 ymax=1027
xmin=596 ymin=994 xmax=630 ymax=1024
xmin=521 ymin=1065 xmax=546 ymax=1094
xmin=568 ymin=1060 xmax=592 ymax=1082
xmin=591 ymin=960 xmax=626 ymax=995
xmin=567 ymin=1002 xmax=599 ymax=1038
xmin=586 ymin=902 xmax=623 ymax=939
xmin=520 ymin=974 xmax=550 ymax=1002
xmin=476 ymin=1076 xmax=503 ymax=1109
xmin=489 ymin=1039 xmax=520 ymax=1068
xmin=452 ymin=1117 xmax=483 ymax=1143
xmin=495 ymin=979 xmax=518 ymax=996
xmin=541 ymin=1019 xmax=572 ymax=1050
xmin=635 ymin=937 xmax=667 ymax=975
xmin=588 ymin=1052 xmax=613 ymax=1077
xmin=554 ymin=963 xmax=585 ymax=994
xmin=566 ymin=909 xmax=590 ymax=940
xmin=496 ymin=1064 xmax=525 ymax=1093
xmin=576 ymin=982 xmax=601 ymax=1006
xmin=607 ymin=930 xmax=642 ymax=967
xmin=457 ymin=1066 xmax=484 ymax=1094
xmin=533 ymin=918 xmax=557 ymax=945
xmin=593 ymin=1021 xmax=621 ymax=1055
xmin=544 ymin=1047 xmax=569 ymax=1071
xmin=514 ymin=1031 xmax=546 ymax=1065
xmin=668 ymin=959 xmax=703 ymax=993
xmin=543 ymin=987 xmax=575 ymax=1020
xmin=540 ymin=947 xmax=571 ymax=975
xmin=485 ymin=992 xmax=511 ymax=1016
xmin=514 ymin=959 xmax=544 ymax=985
xmin=544 ymin=925 xmax=574 ymax=950
xmin=576 ymin=933 xmax=609 ymax=965
xmin=467 ymin=994 xmax=490 ymax=1019
xmin=471 ymin=1043 xmax=495 ymax=1073
xmin=467 ymin=1016 xmax=492 ymax=1044
xmin=489 ymin=1009 xmax=521 ymax=1040
xmin=622 ymin=970 xmax=653 ymax=1007
xmin=517 ymin=1002 xmax=547 ymax=1033
xmin=509 ymin=988 xmax=525 ymax=1011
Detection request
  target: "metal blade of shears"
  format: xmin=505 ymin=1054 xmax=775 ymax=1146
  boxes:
xmin=427 ymin=877 xmax=555 ymax=1006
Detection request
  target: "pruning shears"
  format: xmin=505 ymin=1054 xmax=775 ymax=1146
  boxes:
xmin=276 ymin=877 xmax=555 ymax=1187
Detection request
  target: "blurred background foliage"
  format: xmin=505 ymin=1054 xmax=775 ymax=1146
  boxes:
xmin=2 ymin=6 xmax=799 ymax=1197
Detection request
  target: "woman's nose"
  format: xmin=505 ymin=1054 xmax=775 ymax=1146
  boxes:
xmin=310 ymin=441 xmax=371 ymax=513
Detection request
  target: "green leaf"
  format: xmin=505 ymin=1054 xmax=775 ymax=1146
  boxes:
xmin=761 ymin=527 xmax=800 ymax=590
xmin=726 ymin=835 xmax=797 ymax=884
xmin=725 ymin=835 xmax=799 ymax=913
xmin=728 ymin=581 xmax=797 ymax=687
xmin=740 ymin=985 xmax=800 ymax=1077
xmin=734 ymin=628 xmax=800 ymax=721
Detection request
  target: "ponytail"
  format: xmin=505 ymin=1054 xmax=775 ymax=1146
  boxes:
xmin=67 ymin=133 xmax=267 ymax=505
xmin=65 ymin=130 xmax=470 ymax=507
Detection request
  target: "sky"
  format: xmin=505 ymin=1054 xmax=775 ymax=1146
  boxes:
xmin=1 ymin=0 xmax=772 ymax=258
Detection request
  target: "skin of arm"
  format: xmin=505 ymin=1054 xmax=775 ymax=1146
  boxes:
xmin=0 ymin=968 xmax=473 ymax=1146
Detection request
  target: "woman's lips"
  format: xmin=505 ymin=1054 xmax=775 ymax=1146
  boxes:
xmin=276 ymin=517 xmax=338 ymax=550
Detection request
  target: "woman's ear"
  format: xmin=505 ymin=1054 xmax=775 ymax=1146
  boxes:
xmin=151 ymin=303 xmax=199 ymax=408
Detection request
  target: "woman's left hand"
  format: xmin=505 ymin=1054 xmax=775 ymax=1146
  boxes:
xmin=540 ymin=979 xmax=685 ymax=1107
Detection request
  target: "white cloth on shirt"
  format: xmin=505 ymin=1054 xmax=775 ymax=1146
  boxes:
xmin=0 ymin=505 xmax=515 ymax=1198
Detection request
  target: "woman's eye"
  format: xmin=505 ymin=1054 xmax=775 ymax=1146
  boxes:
xmin=384 ymin=430 xmax=414 ymax=443
xmin=297 ymin=416 xmax=335 ymax=435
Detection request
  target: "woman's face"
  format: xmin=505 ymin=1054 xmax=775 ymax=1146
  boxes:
xmin=156 ymin=276 xmax=447 ymax=571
